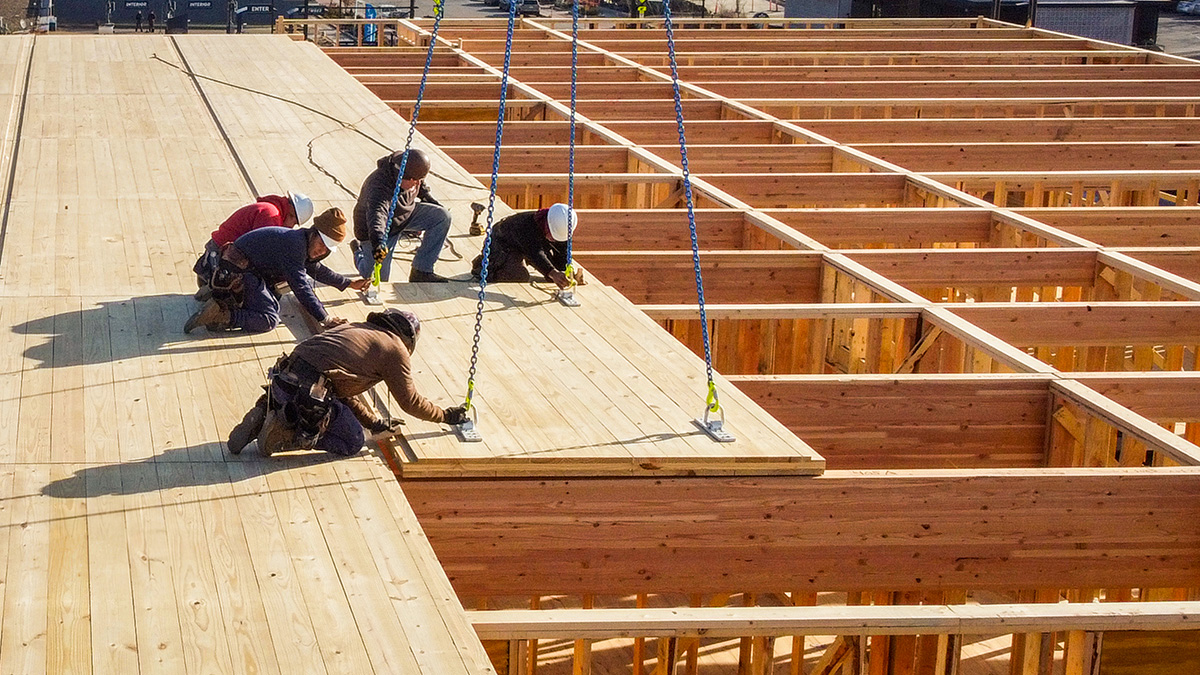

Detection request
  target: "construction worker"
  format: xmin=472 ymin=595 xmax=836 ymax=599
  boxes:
xmin=225 ymin=308 xmax=470 ymax=456
xmin=471 ymin=203 xmax=579 ymax=288
xmin=193 ymin=191 xmax=315 ymax=300
xmin=352 ymin=148 xmax=452 ymax=284
xmin=184 ymin=208 xmax=370 ymax=334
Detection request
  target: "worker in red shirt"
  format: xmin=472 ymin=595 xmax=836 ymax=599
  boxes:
xmin=193 ymin=191 xmax=314 ymax=299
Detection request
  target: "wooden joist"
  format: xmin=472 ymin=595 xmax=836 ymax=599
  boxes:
xmin=469 ymin=602 xmax=1200 ymax=639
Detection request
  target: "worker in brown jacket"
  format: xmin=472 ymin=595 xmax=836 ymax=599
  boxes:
xmin=226 ymin=308 xmax=468 ymax=456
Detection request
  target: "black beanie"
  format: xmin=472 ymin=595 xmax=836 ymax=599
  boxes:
xmin=367 ymin=309 xmax=420 ymax=354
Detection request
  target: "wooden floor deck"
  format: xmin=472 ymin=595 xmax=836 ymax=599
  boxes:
xmin=0 ymin=32 xmax=821 ymax=674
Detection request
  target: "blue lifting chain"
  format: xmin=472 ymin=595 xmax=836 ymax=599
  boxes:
xmin=367 ymin=0 xmax=446 ymax=305
xmin=554 ymin=0 xmax=582 ymax=308
xmin=455 ymin=0 xmax=520 ymax=443
xmin=662 ymin=2 xmax=734 ymax=443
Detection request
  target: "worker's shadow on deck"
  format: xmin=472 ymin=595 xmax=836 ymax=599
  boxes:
xmin=367 ymin=283 xmax=551 ymax=319
xmin=39 ymin=444 xmax=349 ymax=498
xmin=14 ymin=294 xmax=300 ymax=369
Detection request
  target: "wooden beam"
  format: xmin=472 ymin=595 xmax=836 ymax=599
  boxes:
xmin=760 ymin=208 xmax=994 ymax=248
xmin=572 ymin=251 xmax=824 ymax=304
xmin=404 ymin=469 xmax=1200 ymax=596
xmin=468 ymin=602 xmax=1200 ymax=640
xmin=727 ymin=374 xmax=1051 ymax=469
xmin=855 ymin=142 xmax=1200 ymax=173
xmin=1015 ymin=208 xmax=1200 ymax=247
xmin=794 ymin=117 xmax=1200 ymax=144
xmin=949 ymin=302 xmax=1200 ymax=347
xmin=703 ymin=173 xmax=909 ymax=208
xmin=640 ymin=304 xmax=920 ymax=320
xmin=1077 ymin=373 xmax=1200 ymax=423
xmin=846 ymin=249 xmax=1099 ymax=288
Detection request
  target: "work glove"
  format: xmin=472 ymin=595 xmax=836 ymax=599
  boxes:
xmin=319 ymin=316 xmax=347 ymax=331
xmin=367 ymin=418 xmax=405 ymax=436
xmin=443 ymin=405 xmax=468 ymax=426
xmin=373 ymin=244 xmax=389 ymax=264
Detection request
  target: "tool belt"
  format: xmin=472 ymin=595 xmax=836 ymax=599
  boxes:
xmin=210 ymin=244 xmax=250 ymax=292
xmin=266 ymin=353 xmax=333 ymax=450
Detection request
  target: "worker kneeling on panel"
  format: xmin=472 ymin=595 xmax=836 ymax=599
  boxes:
xmin=351 ymin=148 xmax=453 ymax=284
xmin=193 ymin=191 xmax=314 ymax=301
xmin=471 ymin=203 xmax=584 ymax=287
xmin=225 ymin=309 xmax=469 ymax=457
xmin=184 ymin=208 xmax=370 ymax=334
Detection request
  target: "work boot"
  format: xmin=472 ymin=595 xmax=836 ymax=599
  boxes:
xmin=183 ymin=299 xmax=232 ymax=334
xmin=256 ymin=409 xmax=293 ymax=457
xmin=227 ymin=403 xmax=267 ymax=455
xmin=408 ymin=268 xmax=449 ymax=283
xmin=194 ymin=284 xmax=213 ymax=302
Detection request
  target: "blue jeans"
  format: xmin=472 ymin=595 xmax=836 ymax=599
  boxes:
xmin=230 ymin=273 xmax=279 ymax=333
xmin=354 ymin=202 xmax=451 ymax=281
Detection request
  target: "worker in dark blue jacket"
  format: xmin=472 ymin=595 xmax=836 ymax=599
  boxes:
xmin=185 ymin=208 xmax=370 ymax=334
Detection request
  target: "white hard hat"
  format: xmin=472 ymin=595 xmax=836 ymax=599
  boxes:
xmin=546 ymin=203 xmax=576 ymax=242
xmin=288 ymin=191 xmax=314 ymax=225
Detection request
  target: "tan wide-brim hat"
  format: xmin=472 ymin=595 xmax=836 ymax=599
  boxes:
xmin=313 ymin=207 xmax=347 ymax=251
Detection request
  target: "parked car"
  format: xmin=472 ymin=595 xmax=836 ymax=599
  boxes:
xmin=517 ymin=0 xmax=541 ymax=14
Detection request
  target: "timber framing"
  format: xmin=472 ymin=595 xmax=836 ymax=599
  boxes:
xmin=285 ymin=16 xmax=1200 ymax=674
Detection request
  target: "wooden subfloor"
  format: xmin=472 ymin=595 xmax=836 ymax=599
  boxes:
xmin=0 ymin=32 xmax=823 ymax=674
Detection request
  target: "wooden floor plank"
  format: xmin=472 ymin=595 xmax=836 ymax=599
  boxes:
xmin=261 ymin=460 xmax=377 ymax=674
xmin=226 ymin=461 xmax=329 ymax=675
xmin=108 ymin=299 xmax=156 ymax=464
xmin=121 ymin=462 xmax=189 ymax=674
xmin=45 ymin=463 xmax=91 ymax=674
xmin=297 ymin=461 xmax=427 ymax=673
xmin=155 ymin=461 xmax=237 ymax=675
xmin=0 ymin=465 xmax=50 ymax=675
xmin=0 ymin=467 xmax=16 ymax=666
xmin=336 ymin=459 xmax=497 ymax=674
xmin=85 ymin=459 xmax=140 ymax=674
xmin=50 ymin=295 xmax=86 ymax=463
xmin=0 ymin=300 xmax=30 ymax=463
xmin=190 ymin=462 xmax=283 ymax=675
xmin=15 ymin=297 xmax=53 ymax=464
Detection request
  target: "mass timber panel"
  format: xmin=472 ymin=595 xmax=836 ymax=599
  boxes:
xmin=403 ymin=470 xmax=1200 ymax=597
xmin=174 ymin=35 xmax=825 ymax=478
xmin=376 ymin=283 xmax=823 ymax=477
xmin=0 ymin=33 xmax=497 ymax=675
